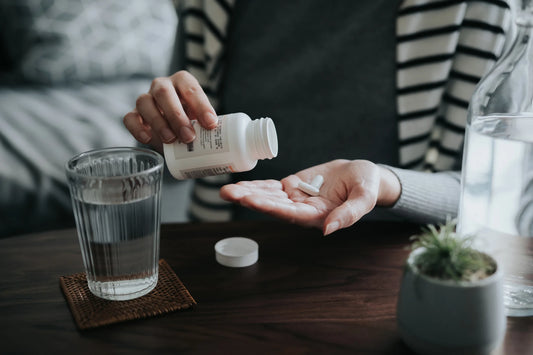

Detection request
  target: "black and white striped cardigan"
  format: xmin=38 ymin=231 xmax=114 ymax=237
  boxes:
xmin=174 ymin=0 xmax=512 ymax=221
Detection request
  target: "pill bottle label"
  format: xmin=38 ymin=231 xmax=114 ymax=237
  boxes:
xmin=172 ymin=118 xmax=229 ymax=158
xmin=181 ymin=164 xmax=234 ymax=179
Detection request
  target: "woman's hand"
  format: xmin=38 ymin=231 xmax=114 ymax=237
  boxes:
xmin=123 ymin=70 xmax=218 ymax=152
xmin=220 ymin=160 xmax=401 ymax=235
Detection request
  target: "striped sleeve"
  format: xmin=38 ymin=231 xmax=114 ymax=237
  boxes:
xmin=179 ymin=0 xmax=236 ymax=222
xmin=396 ymin=0 xmax=467 ymax=170
xmin=180 ymin=0 xmax=233 ymax=107
xmin=396 ymin=0 xmax=511 ymax=172
xmin=188 ymin=174 xmax=233 ymax=222
xmin=392 ymin=0 xmax=511 ymax=222
xmin=431 ymin=0 xmax=510 ymax=171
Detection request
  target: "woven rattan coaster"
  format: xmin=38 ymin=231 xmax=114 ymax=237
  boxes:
xmin=60 ymin=259 xmax=196 ymax=330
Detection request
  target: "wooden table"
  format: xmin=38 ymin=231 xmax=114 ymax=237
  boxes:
xmin=1 ymin=221 xmax=532 ymax=354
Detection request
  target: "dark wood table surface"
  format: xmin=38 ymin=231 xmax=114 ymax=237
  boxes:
xmin=1 ymin=221 xmax=532 ymax=354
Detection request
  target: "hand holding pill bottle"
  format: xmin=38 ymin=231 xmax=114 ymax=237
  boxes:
xmin=164 ymin=113 xmax=278 ymax=180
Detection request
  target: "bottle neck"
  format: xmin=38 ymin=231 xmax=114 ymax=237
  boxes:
xmin=246 ymin=117 xmax=278 ymax=161
xmin=515 ymin=0 xmax=533 ymax=26
xmin=513 ymin=15 xmax=533 ymax=49
xmin=511 ymin=0 xmax=533 ymax=47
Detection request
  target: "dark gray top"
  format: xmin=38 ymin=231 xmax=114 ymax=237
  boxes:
xmin=219 ymin=0 xmax=401 ymax=219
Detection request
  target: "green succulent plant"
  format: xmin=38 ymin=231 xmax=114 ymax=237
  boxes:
xmin=410 ymin=219 xmax=496 ymax=282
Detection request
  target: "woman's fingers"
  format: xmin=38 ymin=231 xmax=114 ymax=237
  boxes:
xmin=150 ymin=76 xmax=195 ymax=143
xmin=123 ymin=109 xmax=152 ymax=144
xmin=220 ymin=160 xmax=390 ymax=235
xmin=323 ymin=175 xmax=380 ymax=235
xmin=323 ymin=199 xmax=367 ymax=236
xmin=220 ymin=178 xmax=328 ymax=228
xmin=135 ymin=93 xmax=177 ymax=144
xmin=239 ymin=196 xmax=322 ymax=227
xmin=220 ymin=180 xmax=285 ymax=201
xmin=170 ymin=71 xmax=218 ymax=129
xmin=125 ymin=70 xmax=218 ymax=147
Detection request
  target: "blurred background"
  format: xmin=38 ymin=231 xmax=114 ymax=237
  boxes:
xmin=0 ymin=0 xmax=191 ymax=237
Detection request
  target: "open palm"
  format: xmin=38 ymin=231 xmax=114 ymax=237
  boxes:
xmin=220 ymin=159 xmax=398 ymax=235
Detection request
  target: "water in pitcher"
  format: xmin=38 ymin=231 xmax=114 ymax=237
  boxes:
xmin=459 ymin=114 xmax=533 ymax=316
xmin=73 ymin=193 xmax=160 ymax=300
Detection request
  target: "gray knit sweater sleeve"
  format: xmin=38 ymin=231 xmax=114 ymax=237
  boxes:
xmin=381 ymin=165 xmax=461 ymax=224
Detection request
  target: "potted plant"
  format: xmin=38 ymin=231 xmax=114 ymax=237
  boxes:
xmin=396 ymin=220 xmax=506 ymax=355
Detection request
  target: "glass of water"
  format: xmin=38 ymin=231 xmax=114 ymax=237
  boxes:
xmin=65 ymin=147 xmax=164 ymax=301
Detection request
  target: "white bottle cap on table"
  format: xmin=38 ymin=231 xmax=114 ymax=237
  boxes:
xmin=215 ymin=237 xmax=259 ymax=267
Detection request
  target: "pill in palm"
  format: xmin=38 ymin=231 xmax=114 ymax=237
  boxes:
xmin=311 ymin=175 xmax=324 ymax=189
xmin=298 ymin=175 xmax=324 ymax=196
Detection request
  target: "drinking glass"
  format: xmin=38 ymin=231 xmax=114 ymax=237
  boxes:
xmin=65 ymin=147 xmax=164 ymax=301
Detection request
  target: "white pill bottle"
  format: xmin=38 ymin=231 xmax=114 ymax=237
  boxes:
xmin=163 ymin=112 xmax=278 ymax=180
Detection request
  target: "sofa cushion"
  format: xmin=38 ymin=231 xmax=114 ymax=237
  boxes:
xmin=0 ymin=78 xmax=148 ymax=237
xmin=0 ymin=0 xmax=177 ymax=84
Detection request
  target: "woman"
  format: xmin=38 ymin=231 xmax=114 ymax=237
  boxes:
xmin=124 ymin=0 xmax=512 ymax=234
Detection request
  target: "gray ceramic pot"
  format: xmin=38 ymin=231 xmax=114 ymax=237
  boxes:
xmin=397 ymin=248 xmax=506 ymax=355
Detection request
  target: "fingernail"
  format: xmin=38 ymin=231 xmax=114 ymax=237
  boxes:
xmin=180 ymin=126 xmax=196 ymax=143
xmin=205 ymin=112 xmax=218 ymax=129
xmin=324 ymin=221 xmax=339 ymax=236
xmin=161 ymin=128 xmax=177 ymax=143
xmin=139 ymin=131 xmax=151 ymax=143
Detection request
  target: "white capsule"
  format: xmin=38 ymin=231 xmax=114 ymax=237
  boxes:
xmin=298 ymin=182 xmax=320 ymax=196
xmin=310 ymin=175 xmax=324 ymax=189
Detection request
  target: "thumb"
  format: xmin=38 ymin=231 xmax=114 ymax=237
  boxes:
xmin=322 ymin=196 xmax=375 ymax=236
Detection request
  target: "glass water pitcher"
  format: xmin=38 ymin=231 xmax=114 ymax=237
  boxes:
xmin=458 ymin=0 xmax=533 ymax=316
